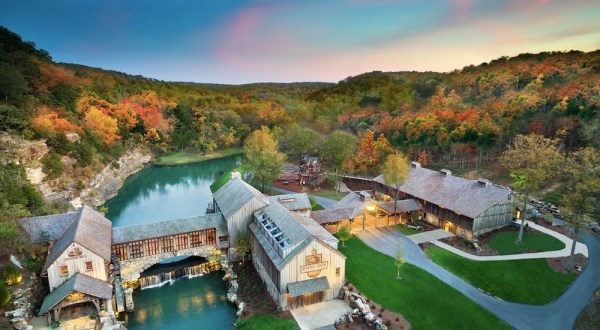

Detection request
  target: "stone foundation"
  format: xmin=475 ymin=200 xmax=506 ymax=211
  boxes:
xmin=119 ymin=245 xmax=219 ymax=282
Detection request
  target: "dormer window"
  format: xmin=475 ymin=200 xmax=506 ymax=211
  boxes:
xmin=60 ymin=265 xmax=68 ymax=277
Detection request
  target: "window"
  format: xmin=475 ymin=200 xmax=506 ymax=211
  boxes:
xmin=190 ymin=232 xmax=202 ymax=247
xmin=60 ymin=265 xmax=68 ymax=277
xmin=161 ymin=236 xmax=173 ymax=253
xmin=129 ymin=241 xmax=144 ymax=259
xmin=85 ymin=261 xmax=93 ymax=272
xmin=175 ymin=234 xmax=188 ymax=250
xmin=336 ymin=267 xmax=340 ymax=276
xmin=113 ymin=244 xmax=128 ymax=261
xmin=145 ymin=238 xmax=159 ymax=256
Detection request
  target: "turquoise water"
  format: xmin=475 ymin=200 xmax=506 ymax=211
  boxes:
xmin=123 ymin=271 xmax=236 ymax=330
xmin=104 ymin=157 xmax=239 ymax=329
xmin=104 ymin=156 xmax=238 ymax=227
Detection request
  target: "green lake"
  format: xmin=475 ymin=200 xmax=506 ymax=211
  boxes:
xmin=103 ymin=156 xmax=239 ymax=329
xmin=105 ymin=156 xmax=239 ymax=227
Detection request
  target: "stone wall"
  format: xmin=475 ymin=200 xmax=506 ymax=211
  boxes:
xmin=119 ymin=245 xmax=219 ymax=282
xmin=78 ymin=147 xmax=153 ymax=207
xmin=251 ymin=256 xmax=282 ymax=310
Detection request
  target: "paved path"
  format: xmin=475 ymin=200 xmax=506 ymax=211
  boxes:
xmin=290 ymin=300 xmax=351 ymax=330
xmin=408 ymin=229 xmax=454 ymax=244
xmin=356 ymin=227 xmax=600 ymax=330
xmin=430 ymin=220 xmax=589 ymax=261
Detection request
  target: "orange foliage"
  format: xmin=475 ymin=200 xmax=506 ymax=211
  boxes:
xmin=38 ymin=63 xmax=79 ymax=92
xmin=121 ymin=99 xmax=172 ymax=136
xmin=31 ymin=109 xmax=79 ymax=136
xmin=83 ymin=107 xmax=120 ymax=145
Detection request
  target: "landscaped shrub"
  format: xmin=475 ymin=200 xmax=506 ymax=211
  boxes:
xmin=26 ymin=248 xmax=46 ymax=275
xmin=2 ymin=263 xmax=22 ymax=285
xmin=0 ymin=282 xmax=11 ymax=307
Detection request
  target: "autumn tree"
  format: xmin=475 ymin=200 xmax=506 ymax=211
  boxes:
xmin=560 ymin=147 xmax=600 ymax=272
xmin=83 ymin=107 xmax=120 ymax=146
xmin=243 ymin=126 xmax=286 ymax=192
xmin=320 ymin=130 xmax=358 ymax=193
xmin=355 ymin=129 xmax=378 ymax=176
xmin=382 ymin=152 xmax=410 ymax=224
xmin=500 ymin=134 xmax=563 ymax=243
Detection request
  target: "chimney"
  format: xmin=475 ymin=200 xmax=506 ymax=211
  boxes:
xmin=477 ymin=178 xmax=490 ymax=187
xmin=411 ymin=161 xmax=421 ymax=168
xmin=231 ymin=169 xmax=242 ymax=180
xmin=440 ymin=169 xmax=452 ymax=177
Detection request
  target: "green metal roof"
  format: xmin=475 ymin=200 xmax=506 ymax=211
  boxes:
xmin=287 ymin=276 xmax=330 ymax=297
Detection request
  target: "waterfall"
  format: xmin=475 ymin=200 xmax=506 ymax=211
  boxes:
xmin=139 ymin=260 xmax=220 ymax=289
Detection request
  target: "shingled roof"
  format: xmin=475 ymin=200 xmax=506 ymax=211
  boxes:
xmin=19 ymin=212 xmax=79 ymax=243
xmin=310 ymin=208 xmax=354 ymax=225
xmin=42 ymin=205 xmax=112 ymax=274
xmin=378 ymin=199 xmax=421 ymax=214
xmin=332 ymin=192 xmax=368 ymax=218
xmin=373 ymin=167 xmax=510 ymax=219
xmin=112 ymin=213 xmax=226 ymax=244
xmin=213 ymin=177 xmax=269 ymax=220
xmin=39 ymin=273 xmax=112 ymax=315
xmin=274 ymin=193 xmax=311 ymax=212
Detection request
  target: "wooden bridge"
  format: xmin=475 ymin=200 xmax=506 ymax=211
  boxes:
xmin=110 ymin=213 xmax=228 ymax=281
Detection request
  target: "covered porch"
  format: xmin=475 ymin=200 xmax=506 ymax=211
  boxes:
xmin=39 ymin=273 xmax=113 ymax=325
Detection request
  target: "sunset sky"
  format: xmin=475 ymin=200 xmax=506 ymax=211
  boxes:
xmin=2 ymin=0 xmax=599 ymax=84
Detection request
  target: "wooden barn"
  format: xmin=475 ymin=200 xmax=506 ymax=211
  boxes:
xmin=373 ymin=162 xmax=515 ymax=240
xmin=212 ymin=175 xmax=270 ymax=248
xmin=249 ymin=198 xmax=346 ymax=310
xmin=20 ymin=205 xmax=113 ymax=324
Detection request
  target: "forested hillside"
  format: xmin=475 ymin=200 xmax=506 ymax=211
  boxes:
xmin=1 ymin=26 xmax=599 ymax=231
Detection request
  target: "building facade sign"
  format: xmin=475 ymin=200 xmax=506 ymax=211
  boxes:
xmin=299 ymin=250 xmax=328 ymax=278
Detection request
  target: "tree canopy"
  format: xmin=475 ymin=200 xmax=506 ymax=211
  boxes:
xmin=243 ymin=126 xmax=286 ymax=192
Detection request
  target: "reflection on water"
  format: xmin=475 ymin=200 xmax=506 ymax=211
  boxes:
xmin=125 ymin=271 xmax=236 ymax=329
xmin=104 ymin=156 xmax=238 ymax=227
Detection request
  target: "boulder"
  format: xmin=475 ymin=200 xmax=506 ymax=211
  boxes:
xmin=12 ymin=319 xmax=27 ymax=330
xmin=347 ymin=312 xmax=353 ymax=323
xmin=227 ymin=292 xmax=237 ymax=303
xmin=236 ymin=302 xmax=244 ymax=317
xmin=364 ymin=312 xmax=375 ymax=322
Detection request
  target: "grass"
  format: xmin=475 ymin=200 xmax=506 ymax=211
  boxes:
xmin=396 ymin=225 xmax=422 ymax=236
xmin=311 ymin=188 xmax=348 ymax=201
xmin=426 ymin=247 xmax=577 ymax=305
xmin=488 ymin=231 xmax=565 ymax=255
xmin=155 ymin=148 xmax=242 ymax=166
xmin=340 ymin=237 xmax=511 ymax=330
xmin=309 ymin=196 xmax=324 ymax=211
xmin=236 ymin=314 xmax=300 ymax=330
xmin=210 ymin=165 xmax=246 ymax=192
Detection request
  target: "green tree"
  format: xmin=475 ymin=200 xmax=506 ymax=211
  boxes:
xmin=337 ymin=224 xmax=351 ymax=247
xmin=320 ymin=130 xmax=358 ymax=193
xmin=236 ymin=234 xmax=250 ymax=263
xmin=394 ymin=245 xmax=406 ymax=280
xmin=500 ymin=134 xmax=563 ymax=243
xmin=282 ymin=125 xmax=320 ymax=162
xmin=382 ymin=152 xmax=410 ymax=224
xmin=560 ymin=147 xmax=600 ymax=272
xmin=42 ymin=152 xmax=66 ymax=179
xmin=243 ymin=126 xmax=286 ymax=192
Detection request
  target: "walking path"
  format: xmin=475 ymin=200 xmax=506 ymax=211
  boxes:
xmin=408 ymin=229 xmax=454 ymax=244
xmin=356 ymin=227 xmax=600 ymax=330
xmin=290 ymin=300 xmax=351 ymax=330
xmin=430 ymin=220 xmax=589 ymax=261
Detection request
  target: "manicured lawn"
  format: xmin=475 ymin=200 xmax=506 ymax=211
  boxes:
xmin=340 ymin=237 xmax=511 ymax=330
xmin=426 ymin=247 xmax=577 ymax=305
xmin=309 ymin=196 xmax=325 ymax=211
xmin=488 ymin=231 xmax=565 ymax=255
xmin=236 ymin=314 xmax=299 ymax=330
xmin=155 ymin=148 xmax=242 ymax=166
xmin=210 ymin=165 xmax=246 ymax=192
xmin=311 ymin=189 xmax=348 ymax=201
xmin=396 ymin=225 xmax=422 ymax=236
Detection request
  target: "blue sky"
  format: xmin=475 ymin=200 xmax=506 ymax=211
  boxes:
xmin=2 ymin=0 xmax=599 ymax=84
